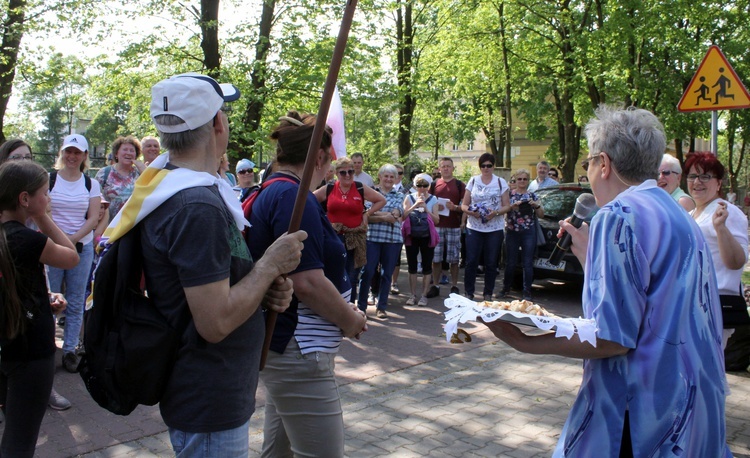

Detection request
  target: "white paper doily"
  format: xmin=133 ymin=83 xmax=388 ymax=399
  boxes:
xmin=443 ymin=294 xmax=598 ymax=346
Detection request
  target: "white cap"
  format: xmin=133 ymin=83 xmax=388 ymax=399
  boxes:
xmin=61 ymin=134 xmax=89 ymax=152
xmin=413 ymin=172 xmax=433 ymax=187
xmin=150 ymin=73 xmax=240 ymax=133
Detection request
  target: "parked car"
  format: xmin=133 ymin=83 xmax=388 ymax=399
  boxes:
xmin=530 ymin=183 xmax=595 ymax=285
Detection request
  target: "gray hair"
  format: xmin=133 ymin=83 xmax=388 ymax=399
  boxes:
xmin=378 ymin=163 xmax=398 ymax=177
xmin=660 ymin=154 xmax=682 ymax=174
xmin=584 ymin=106 xmax=666 ymax=182
xmin=154 ymin=115 xmax=213 ymax=154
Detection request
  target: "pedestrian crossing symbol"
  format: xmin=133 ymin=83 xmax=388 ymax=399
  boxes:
xmin=678 ymin=46 xmax=750 ymax=112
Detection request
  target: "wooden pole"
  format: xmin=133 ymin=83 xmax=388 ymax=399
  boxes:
xmin=260 ymin=0 xmax=359 ymax=370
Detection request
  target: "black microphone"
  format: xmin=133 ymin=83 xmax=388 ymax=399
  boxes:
xmin=548 ymin=193 xmax=598 ymax=266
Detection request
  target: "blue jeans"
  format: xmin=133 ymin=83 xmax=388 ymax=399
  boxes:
xmin=48 ymin=241 xmax=94 ymax=353
xmin=338 ymin=235 xmax=360 ymax=301
xmin=358 ymin=242 xmax=401 ymax=311
xmin=169 ymin=419 xmax=250 ymax=457
xmin=503 ymin=228 xmax=536 ymax=296
xmin=464 ymin=229 xmax=504 ymax=297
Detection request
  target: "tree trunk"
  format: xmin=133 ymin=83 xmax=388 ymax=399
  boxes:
xmin=0 ymin=0 xmax=27 ymax=145
xmin=397 ymin=0 xmax=414 ymax=159
xmin=200 ymin=0 xmax=221 ymax=79
xmin=498 ymin=1 xmax=512 ymax=169
xmin=239 ymin=0 xmax=276 ymax=157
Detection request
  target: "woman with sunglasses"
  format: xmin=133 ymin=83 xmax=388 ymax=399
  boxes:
xmin=686 ymin=152 xmax=748 ymax=348
xmin=315 ymin=157 xmax=385 ymax=301
xmin=499 ymin=168 xmax=543 ymax=301
xmin=460 ymin=153 xmax=510 ymax=300
xmin=402 ymin=173 xmax=440 ymax=306
xmin=235 ymin=158 xmax=257 ymax=202
xmin=657 ymin=154 xmax=695 ymax=211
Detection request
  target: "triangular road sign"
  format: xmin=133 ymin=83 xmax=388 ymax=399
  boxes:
xmin=678 ymin=46 xmax=750 ymax=112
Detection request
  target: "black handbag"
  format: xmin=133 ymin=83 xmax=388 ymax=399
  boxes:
xmin=719 ymin=293 xmax=750 ymax=328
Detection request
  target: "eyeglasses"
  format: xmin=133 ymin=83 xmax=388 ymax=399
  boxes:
xmin=416 ymin=184 xmax=429 ymax=188
xmin=480 ymin=163 xmax=494 ymax=169
xmin=8 ymin=154 xmax=32 ymax=161
xmin=220 ymin=104 xmax=232 ymax=114
xmin=659 ymin=170 xmax=680 ymax=177
xmin=686 ymin=173 xmax=717 ymax=183
xmin=237 ymin=169 xmax=254 ymax=175
xmin=338 ymin=169 xmax=355 ymax=176
xmin=581 ymin=153 xmax=602 ymax=172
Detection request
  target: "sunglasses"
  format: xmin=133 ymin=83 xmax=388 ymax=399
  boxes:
xmin=686 ymin=173 xmax=717 ymax=183
xmin=338 ymin=169 xmax=355 ymax=176
xmin=549 ymin=173 xmax=558 ymax=178
xmin=398 ymin=171 xmax=404 ymax=175
xmin=515 ymin=177 xmax=529 ymax=181
xmin=416 ymin=184 xmax=429 ymax=188
xmin=659 ymin=170 xmax=680 ymax=177
xmin=237 ymin=169 xmax=254 ymax=175
xmin=480 ymin=163 xmax=494 ymax=169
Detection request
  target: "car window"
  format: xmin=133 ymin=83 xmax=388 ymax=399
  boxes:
xmin=538 ymin=188 xmax=593 ymax=220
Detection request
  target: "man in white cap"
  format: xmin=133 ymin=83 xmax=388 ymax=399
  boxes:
xmin=139 ymin=73 xmax=306 ymax=455
xmin=234 ymin=158 xmax=257 ymax=202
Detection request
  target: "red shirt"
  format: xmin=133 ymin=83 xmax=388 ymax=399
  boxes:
xmin=432 ymin=178 xmax=464 ymax=228
xmin=327 ymin=181 xmax=365 ymax=229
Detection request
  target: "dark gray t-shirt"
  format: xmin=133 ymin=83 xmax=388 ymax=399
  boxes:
xmin=140 ymin=185 xmax=261 ymax=432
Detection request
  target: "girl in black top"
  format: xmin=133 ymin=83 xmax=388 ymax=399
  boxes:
xmin=0 ymin=161 xmax=79 ymax=457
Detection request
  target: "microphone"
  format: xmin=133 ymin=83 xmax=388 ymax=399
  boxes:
xmin=548 ymin=193 xmax=597 ymax=266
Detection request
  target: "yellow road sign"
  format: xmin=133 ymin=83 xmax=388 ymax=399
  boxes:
xmin=678 ymin=46 xmax=750 ymax=112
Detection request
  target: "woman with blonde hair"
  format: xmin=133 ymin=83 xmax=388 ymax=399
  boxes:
xmin=47 ymin=134 xmax=101 ymax=373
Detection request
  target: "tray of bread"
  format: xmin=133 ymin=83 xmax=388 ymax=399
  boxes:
xmin=443 ymin=293 xmax=597 ymax=345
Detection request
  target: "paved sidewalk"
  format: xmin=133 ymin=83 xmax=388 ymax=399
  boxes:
xmin=3 ymin=272 xmax=749 ymax=457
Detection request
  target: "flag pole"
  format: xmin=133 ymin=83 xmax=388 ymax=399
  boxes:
xmin=260 ymin=0 xmax=359 ymax=370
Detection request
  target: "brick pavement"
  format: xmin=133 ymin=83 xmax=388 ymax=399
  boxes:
xmin=3 ymin=271 xmax=749 ymax=457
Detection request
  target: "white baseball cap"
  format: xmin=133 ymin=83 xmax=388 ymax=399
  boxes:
xmin=150 ymin=73 xmax=241 ymax=133
xmin=61 ymin=134 xmax=89 ymax=152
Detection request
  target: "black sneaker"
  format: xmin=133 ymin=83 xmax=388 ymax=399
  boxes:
xmin=62 ymin=352 xmax=79 ymax=373
xmin=450 ymin=286 xmax=460 ymax=295
xmin=57 ymin=316 xmax=66 ymax=327
xmin=426 ymin=285 xmax=440 ymax=298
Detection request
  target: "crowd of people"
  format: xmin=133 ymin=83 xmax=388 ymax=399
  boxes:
xmin=0 ymin=72 xmax=747 ymax=457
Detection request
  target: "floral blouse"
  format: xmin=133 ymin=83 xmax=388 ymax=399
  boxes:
xmin=95 ymin=165 xmax=140 ymax=221
xmin=505 ymin=190 xmax=539 ymax=232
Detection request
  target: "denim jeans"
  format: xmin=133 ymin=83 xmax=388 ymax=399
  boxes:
xmin=169 ymin=419 xmax=250 ymax=457
xmin=503 ymin=228 xmax=536 ymax=296
xmin=47 ymin=241 xmax=94 ymax=353
xmin=464 ymin=229 xmax=504 ymax=297
xmin=358 ymin=242 xmax=401 ymax=311
xmin=338 ymin=234 xmax=360 ymax=301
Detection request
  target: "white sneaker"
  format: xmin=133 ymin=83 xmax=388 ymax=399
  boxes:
xmin=417 ymin=296 xmax=429 ymax=307
xmin=405 ymin=295 xmax=417 ymax=306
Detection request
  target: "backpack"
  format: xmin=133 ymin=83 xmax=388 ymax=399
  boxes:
xmin=408 ymin=195 xmax=433 ymax=239
xmin=241 ymin=176 xmax=297 ymax=218
xmin=321 ymin=181 xmax=364 ymax=212
xmin=77 ymin=225 xmax=191 ymax=416
xmin=49 ymin=170 xmax=92 ymax=192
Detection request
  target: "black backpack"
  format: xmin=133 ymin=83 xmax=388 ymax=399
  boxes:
xmin=49 ymin=170 xmax=92 ymax=192
xmin=408 ymin=195 xmax=433 ymax=239
xmin=77 ymin=225 xmax=190 ymax=415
